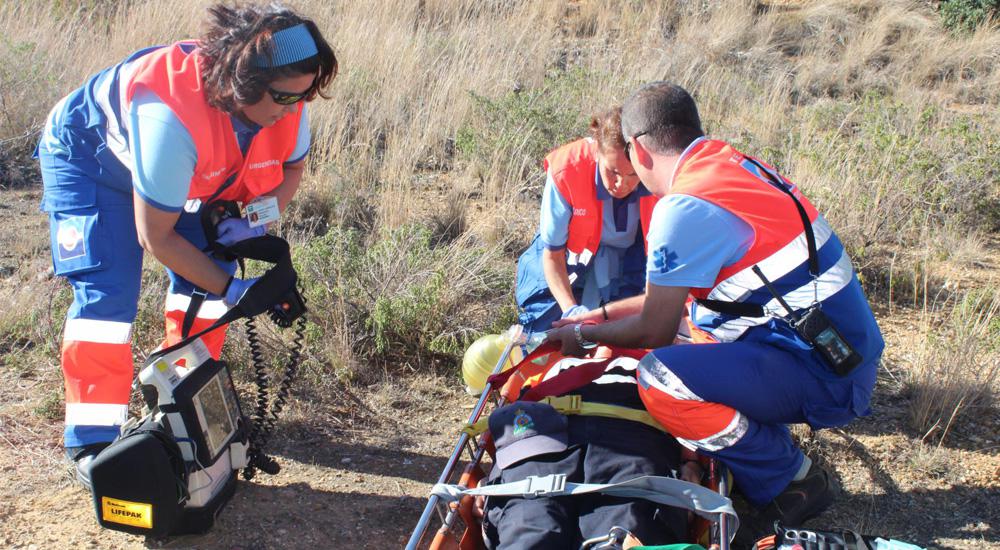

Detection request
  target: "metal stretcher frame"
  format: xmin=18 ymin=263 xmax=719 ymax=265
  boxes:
xmin=405 ymin=325 xmax=733 ymax=550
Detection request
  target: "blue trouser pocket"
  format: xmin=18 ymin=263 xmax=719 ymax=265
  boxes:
xmin=49 ymin=207 xmax=105 ymax=276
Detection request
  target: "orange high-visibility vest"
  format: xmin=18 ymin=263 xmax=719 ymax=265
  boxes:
xmin=125 ymin=41 xmax=303 ymax=204
xmin=544 ymin=138 xmax=658 ymax=266
xmin=669 ymin=139 xmax=821 ymax=302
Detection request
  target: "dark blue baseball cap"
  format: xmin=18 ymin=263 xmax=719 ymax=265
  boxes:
xmin=489 ymin=402 xmax=569 ymax=470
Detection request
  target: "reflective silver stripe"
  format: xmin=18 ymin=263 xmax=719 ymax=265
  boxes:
xmin=707 ymin=215 xmax=835 ymax=303
xmin=763 ymin=249 xmax=853 ymax=315
xmin=95 ymin=57 xmax=144 ymax=169
xmin=636 ymin=354 xmax=703 ymax=402
xmin=64 ymin=319 xmax=132 ymax=344
xmin=702 ymin=316 xmax=768 ymax=343
xmin=590 ymin=374 xmax=639 ymax=386
xmin=40 ymin=96 xmax=72 ymax=156
xmin=94 ymin=69 xmax=128 ymax=168
xmin=65 ymin=403 xmax=128 ymax=426
xmin=609 ymin=357 xmax=637 ymax=371
xmin=676 ymin=412 xmax=749 ymax=452
xmin=636 ymin=355 xmax=749 ymax=452
xmin=566 ymin=248 xmax=595 ymax=268
xmin=165 ymin=293 xmax=229 ymax=319
xmin=704 ymin=248 xmax=855 ymax=342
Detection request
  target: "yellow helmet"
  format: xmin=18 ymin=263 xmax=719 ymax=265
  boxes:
xmin=461 ymin=333 xmax=512 ymax=395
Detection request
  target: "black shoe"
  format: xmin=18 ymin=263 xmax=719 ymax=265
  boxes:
xmin=759 ymin=462 xmax=837 ymax=526
xmin=65 ymin=443 xmax=109 ymax=491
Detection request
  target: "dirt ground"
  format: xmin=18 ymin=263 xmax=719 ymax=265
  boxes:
xmin=0 ymin=186 xmax=998 ymax=550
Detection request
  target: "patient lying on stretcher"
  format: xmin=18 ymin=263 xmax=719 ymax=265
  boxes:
xmin=477 ymin=349 xmax=703 ymax=549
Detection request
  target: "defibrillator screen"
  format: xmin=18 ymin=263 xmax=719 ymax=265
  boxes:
xmin=192 ymin=372 xmax=238 ymax=460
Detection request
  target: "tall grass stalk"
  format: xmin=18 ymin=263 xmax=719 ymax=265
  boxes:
xmin=907 ymin=288 xmax=1000 ymax=443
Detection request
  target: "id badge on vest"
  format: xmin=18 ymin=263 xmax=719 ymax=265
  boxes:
xmin=245 ymin=196 xmax=280 ymax=228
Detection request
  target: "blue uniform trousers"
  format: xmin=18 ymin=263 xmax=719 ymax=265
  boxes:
xmin=638 ymin=338 xmax=876 ymax=506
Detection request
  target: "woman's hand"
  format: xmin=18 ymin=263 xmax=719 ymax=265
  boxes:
xmin=560 ymin=304 xmax=589 ymax=319
xmin=216 ymin=217 xmax=266 ymax=247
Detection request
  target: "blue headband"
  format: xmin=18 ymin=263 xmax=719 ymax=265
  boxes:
xmin=255 ymin=23 xmax=319 ymax=68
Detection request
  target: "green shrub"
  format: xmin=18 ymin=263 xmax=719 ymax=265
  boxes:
xmin=940 ymin=0 xmax=1000 ymax=32
xmin=294 ymin=223 xmax=513 ymax=376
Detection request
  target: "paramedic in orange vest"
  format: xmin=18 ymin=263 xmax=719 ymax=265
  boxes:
xmin=35 ymin=3 xmax=337 ymax=487
xmin=547 ymin=82 xmax=884 ymax=534
xmin=515 ymin=107 xmax=658 ymax=334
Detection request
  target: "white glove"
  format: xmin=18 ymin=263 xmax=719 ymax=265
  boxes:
xmin=561 ymin=304 xmax=590 ymax=319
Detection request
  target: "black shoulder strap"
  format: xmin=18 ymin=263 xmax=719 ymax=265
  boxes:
xmin=695 ymin=299 xmax=765 ymax=318
xmin=694 ymin=156 xmax=820 ymax=317
xmin=180 ymin=289 xmax=208 ymax=339
xmin=742 ymin=157 xmax=819 ymax=278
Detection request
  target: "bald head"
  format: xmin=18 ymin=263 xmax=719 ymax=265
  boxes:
xmin=621 ymin=82 xmax=703 ymax=155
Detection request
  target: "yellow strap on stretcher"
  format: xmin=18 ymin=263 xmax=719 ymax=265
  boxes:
xmin=461 ymin=395 xmax=668 ymax=436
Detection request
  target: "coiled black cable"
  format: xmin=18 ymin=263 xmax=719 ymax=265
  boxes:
xmin=242 ymin=297 xmax=307 ymax=481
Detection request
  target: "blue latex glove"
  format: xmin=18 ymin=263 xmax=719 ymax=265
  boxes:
xmin=216 ymin=217 xmax=267 ymax=247
xmin=224 ymin=276 xmax=260 ymax=307
xmin=561 ymin=304 xmax=589 ymax=319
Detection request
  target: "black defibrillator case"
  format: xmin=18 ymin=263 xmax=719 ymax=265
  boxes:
xmin=89 ymin=356 xmax=244 ymax=537
xmin=89 ymin=419 xmax=187 ymax=537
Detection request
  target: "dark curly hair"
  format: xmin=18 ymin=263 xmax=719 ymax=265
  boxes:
xmin=198 ymin=3 xmax=338 ymax=114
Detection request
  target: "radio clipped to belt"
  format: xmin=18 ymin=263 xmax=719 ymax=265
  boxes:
xmin=88 ymin=225 xmax=307 ymax=539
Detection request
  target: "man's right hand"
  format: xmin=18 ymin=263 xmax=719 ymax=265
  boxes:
xmin=223 ymin=276 xmax=260 ymax=307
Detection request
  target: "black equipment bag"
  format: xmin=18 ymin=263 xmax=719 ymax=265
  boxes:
xmin=752 ymin=522 xmax=880 ymax=550
xmin=90 ymin=418 xmax=187 ymax=537
xmin=90 ymin=415 xmax=241 ymax=537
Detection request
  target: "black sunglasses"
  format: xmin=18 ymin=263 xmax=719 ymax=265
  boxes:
xmin=267 ymin=85 xmax=312 ymax=106
xmin=624 ymin=131 xmax=649 ymax=162
xmin=267 ymin=74 xmax=318 ymax=106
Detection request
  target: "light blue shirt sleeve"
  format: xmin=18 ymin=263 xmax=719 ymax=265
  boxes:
xmin=286 ymin=104 xmax=310 ymax=164
xmin=538 ymin=173 xmax=572 ymax=250
xmin=646 ymin=195 xmax=754 ymax=288
xmin=129 ymin=86 xmax=196 ymax=212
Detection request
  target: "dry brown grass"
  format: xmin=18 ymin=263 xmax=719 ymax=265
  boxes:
xmin=906 ymin=288 xmax=1000 ymax=444
xmin=1 ymin=0 xmax=999 ymax=482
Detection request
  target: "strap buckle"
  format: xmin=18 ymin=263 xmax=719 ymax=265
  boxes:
xmin=523 ymin=474 xmax=567 ymax=499
xmin=540 ymin=394 xmax=582 ymax=415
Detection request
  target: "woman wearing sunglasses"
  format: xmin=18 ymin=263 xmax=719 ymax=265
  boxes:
xmin=35 ymin=3 xmax=336 ymax=486
xmin=515 ymin=107 xmax=659 ymax=335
